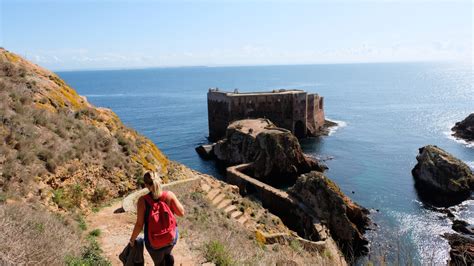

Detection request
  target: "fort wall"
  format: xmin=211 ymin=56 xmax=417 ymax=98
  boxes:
xmin=226 ymin=163 xmax=328 ymax=241
xmin=207 ymin=89 xmax=325 ymax=141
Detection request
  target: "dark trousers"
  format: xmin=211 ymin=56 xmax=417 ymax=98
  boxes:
xmin=139 ymin=228 xmax=178 ymax=266
xmin=146 ymin=244 xmax=174 ymax=266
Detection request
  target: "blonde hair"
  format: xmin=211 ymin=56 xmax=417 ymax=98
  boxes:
xmin=143 ymin=171 xmax=162 ymax=199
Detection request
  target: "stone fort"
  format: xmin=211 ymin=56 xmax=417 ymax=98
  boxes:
xmin=207 ymin=88 xmax=325 ymax=141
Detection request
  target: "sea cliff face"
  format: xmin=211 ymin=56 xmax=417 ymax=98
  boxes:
xmin=289 ymin=171 xmax=370 ymax=256
xmin=0 ymin=48 xmax=170 ymax=209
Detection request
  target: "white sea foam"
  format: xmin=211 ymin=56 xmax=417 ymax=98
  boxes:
xmin=443 ymin=123 xmax=474 ymax=148
xmin=467 ymin=161 xmax=474 ymax=171
xmin=326 ymin=119 xmax=347 ymax=136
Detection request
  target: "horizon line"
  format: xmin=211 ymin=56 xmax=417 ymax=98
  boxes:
xmin=52 ymin=59 xmax=464 ymax=72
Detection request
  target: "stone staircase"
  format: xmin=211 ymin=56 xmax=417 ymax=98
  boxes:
xmin=200 ymin=179 xmax=249 ymax=226
xmin=198 ymin=174 xmax=331 ymax=254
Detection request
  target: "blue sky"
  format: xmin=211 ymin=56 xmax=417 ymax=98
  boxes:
xmin=1 ymin=0 xmax=472 ymax=70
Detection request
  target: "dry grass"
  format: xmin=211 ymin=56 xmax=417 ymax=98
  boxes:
xmin=0 ymin=203 xmax=82 ymax=265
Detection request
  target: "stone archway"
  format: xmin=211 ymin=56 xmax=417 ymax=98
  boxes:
xmin=294 ymin=120 xmax=305 ymax=138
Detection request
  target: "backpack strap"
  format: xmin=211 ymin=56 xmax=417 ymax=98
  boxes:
xmin=144 ymin=192 xmax=170 ymax=205
xmin=159 ymin=191 xmax=172 ymax=206
xmin=143 ymin=194 xmax=155 ymax=207
xmin=159 ymin=191 xmax=168 ymax=201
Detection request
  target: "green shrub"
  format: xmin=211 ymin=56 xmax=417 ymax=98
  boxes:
xmin=75 ymin=214 xmax=87 ymax=231
xmin=203 ymin=240 xmax=234 ymax=266
xmin=115 ymin=133 xmax=137 ymax=156
xmin=70 ymin=184 xmax=83 ymax=207
xmin=65 ymin=238 xmax=110 ymax=266
xmin=0 ymin=192 xmax=6 ymax=203
xmin=289 ymin=239 xmax=302 ymax=253
xmin=52 ymin=188 xmax=68 ymax=209
xmin=91 ymin=187 xmax=108 ymax=204
xmin=34 ymin=222 xmax=45 ymax=233
xmin=89 ymin=229 xmax=101 ymax=237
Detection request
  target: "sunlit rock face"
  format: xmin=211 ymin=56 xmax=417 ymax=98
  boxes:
xmin=412 ymin=145 xmax=473 ymax=206
xmin=213 ymin=118 xmax=326 ymax=185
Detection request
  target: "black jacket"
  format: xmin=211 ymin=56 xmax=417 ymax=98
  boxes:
xmin=119 ymin=240 xmax=144 ymax=266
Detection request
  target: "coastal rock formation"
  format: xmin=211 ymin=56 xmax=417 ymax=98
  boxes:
xmin=443 ymin=232 xmax=474 ymax=265
xmin=412 ymin=145 xmax=473 ymax=206
xmin=0 ymin=48 xmax=170 ymax=209
xmin=452 ymin=114 xmax=474 ymax=142
xmin=443 ymin=219 xmax=474 ymax=265
xmin=288 ymin=171 xmax=370 ymax=255
xmin=213 ymin=118 xmax=272 ymax=165
xmin=213 ymin=119 xmax=326 ymax=184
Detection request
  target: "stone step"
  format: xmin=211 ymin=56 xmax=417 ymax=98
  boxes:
xmin=207 ymin=189 xmax=220 ymax=201
xmin=237 ymin=215 xmax=248 ymax=225
xmin=212 ymin=194 xmax=225 ymax=205
xmin=201 ymin=183 xmax=211 ymax=193
xmin=210 ymin=182 xmax=220 ymax=189
xmin=217 ymin=199 xmax=232 ymax=209
xmin=230 ymin=211 xmax=243 ymax=219
xmin=223 ymin=205 xmax=237 ymax=214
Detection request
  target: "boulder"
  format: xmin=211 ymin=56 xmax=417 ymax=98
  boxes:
xmin=452 ymin=114 xmax=474 ymax=142
xmin=412 ymin=145 xmax=473 ymax=206
xmin=288 ymin=171 xmax=370 ymax=256
xmin=213 ymin=119 xmax=326 ymax=184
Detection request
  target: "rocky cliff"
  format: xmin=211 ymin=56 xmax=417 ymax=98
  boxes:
xmin=412 ymin=145 xmax=473 ymax=206
xmin=213 ymin=119 xmax=326 ymax=184
xmin=289 ymin=171 xmax=370 ymax=256
xmin=452 ymin=114 xmax=474 ymax=142
xmin=443 ymin=219 xmax=474 ymax=265
xmin=0 ymin=48 xmax=172 ymax=209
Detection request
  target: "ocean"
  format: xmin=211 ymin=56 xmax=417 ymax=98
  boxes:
xmin=58 ymin=62 xmax=473 ymax=264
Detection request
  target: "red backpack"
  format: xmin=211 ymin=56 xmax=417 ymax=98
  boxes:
xmin=143 ymin=191 xmax=177 ymax=249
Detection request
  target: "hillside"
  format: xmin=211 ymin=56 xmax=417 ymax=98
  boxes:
xmin=0 ymin=49 xmax=348 ymax=265
xmin=0 ymin=48 xmax=177 ymax=210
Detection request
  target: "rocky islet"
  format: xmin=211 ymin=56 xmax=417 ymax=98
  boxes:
xmin=452 ymin=113 xmax=474 ymax=142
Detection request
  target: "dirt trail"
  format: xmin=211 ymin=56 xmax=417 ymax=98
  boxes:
xmin=87 ymin=200 xmax=199 ymax=266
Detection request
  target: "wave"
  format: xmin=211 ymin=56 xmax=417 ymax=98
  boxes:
xmin=326 ymin=118 xmax=347 ymax=136
xmin=467 ymin=161 xmax=474 ymax=171
xmin=443 ymin=124 xmax=474 ymax=148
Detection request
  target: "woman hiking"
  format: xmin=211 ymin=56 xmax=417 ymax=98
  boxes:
xmin=129 ymin=172 xmax=185 ymax=265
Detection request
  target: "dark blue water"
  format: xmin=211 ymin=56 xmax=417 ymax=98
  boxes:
xmin=58 ymin=62 xmax=473 ymax=264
